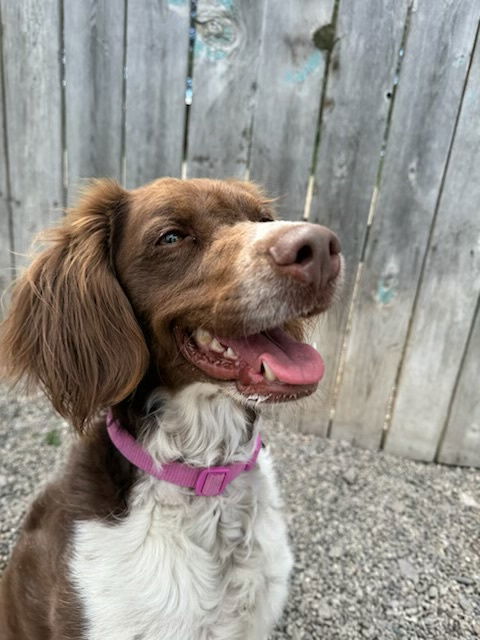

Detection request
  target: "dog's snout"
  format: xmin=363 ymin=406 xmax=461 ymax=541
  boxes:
xmin=268 ymin=224 xmax=341 ymax=289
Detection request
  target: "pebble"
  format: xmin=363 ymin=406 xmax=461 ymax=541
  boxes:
xmin=458 ymin=595 xmax=472 ymax=612
xmin=398 ymin=559 xmax=419 ymax=582
xmin=454 ymin=575 xmax=475 ymax=586
xmin=316 ymin=602 xmax=333 ymax=620
xmin=342 ymin=468 xmax=357 ymax=485
xmin=428 ymin=586 xmax=438 ymax=599
xmin=328 ymin=544 xmax=343 ymax=559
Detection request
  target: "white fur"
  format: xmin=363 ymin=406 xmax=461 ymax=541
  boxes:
xmin=250 ymin=220 xmax=303 ymax=242
xmin=70 ymin=383 xmax=293 ymax=640
xmin=233 ymin=220 xmax=343 ymax=336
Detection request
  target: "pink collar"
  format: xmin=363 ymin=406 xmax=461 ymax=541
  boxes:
xmin=106 ymin=412 xmax=263 ymax=497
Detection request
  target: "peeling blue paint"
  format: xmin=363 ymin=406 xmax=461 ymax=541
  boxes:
xmin=453 ymin=53 xmax=467 ymax=68
xmin=285 ymin=51 xmax=322 ymax=84
xmin=168 ymin=0 xmax=187 ymax=6
xmin=376 ymin=281 xmax=396 ymax=305
xmin=377 ymin=285 xmax=395 ymax=305
xmin=195 ymin=36 xmax=228 ymax=61
xmin=218 ymin=0 xmax=234 ymax=9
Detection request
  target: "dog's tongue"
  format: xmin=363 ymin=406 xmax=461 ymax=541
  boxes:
xmin=220 ymin=328 xmax=324 ymax=385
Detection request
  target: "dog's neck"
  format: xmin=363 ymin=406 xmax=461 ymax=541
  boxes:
xmin=130 ymin=382 xmax=260 ymax=468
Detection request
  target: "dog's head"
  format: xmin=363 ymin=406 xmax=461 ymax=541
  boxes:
xmin=0 ymin=178 xmax=342 ymax=431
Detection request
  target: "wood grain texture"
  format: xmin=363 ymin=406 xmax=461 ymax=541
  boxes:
xmin=248 ymin=0 xmax=335 ymax=220
xmin=1 ymin=0 xmax=480 ymax=466
xmin=186 ymin=0 xmax=266 ymax=179
xmin=64 ymin=0 xmax=125 ymax=202
xmin=385 ymin=37 xmax=480 ymax=461
xmin=438 ymin=302 xmax=480 ymax=467
xmin=302 ymin=0 xmax=410 ymax=435
xmin=1 ymin=0 xmax=63 ymax=264
xmin=330 ymin=0 xmax=480 ymax=449
xmin=124 ymin=0 xmax=189 ymax=188
xmin=0 ymin=17 xmax=13 ymax=295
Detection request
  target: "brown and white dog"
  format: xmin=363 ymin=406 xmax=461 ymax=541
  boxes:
xmin=0 ymin=178 xmax=342 ymax=640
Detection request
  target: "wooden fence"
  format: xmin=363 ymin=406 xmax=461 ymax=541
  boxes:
xmin=0 ymin=0 xmax=479 ymax=467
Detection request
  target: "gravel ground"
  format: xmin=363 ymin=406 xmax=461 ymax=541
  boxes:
xmin=1 ymin=390 xmax=479 ymax=639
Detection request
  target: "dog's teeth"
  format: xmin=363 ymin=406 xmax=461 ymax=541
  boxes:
xmin=224 ymin=347 xmax=238 ymax=360
xmin=262 ymin=361 xmax=277 ymax=382
xmin=195 ymin=327 xmax=213 ymax=348
xmin=210 ymin=338 xmax=225 ymax=353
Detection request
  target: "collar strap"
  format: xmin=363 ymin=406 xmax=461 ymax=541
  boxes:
xmin=106 ymin=412 xmax=263 ymax=497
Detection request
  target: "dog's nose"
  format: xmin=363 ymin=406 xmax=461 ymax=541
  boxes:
xmin=268 ymin=224 xmax=341 ymax=289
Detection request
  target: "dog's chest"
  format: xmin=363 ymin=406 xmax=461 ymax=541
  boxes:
xmin=70 ymin=453 xmax=292 ymax=640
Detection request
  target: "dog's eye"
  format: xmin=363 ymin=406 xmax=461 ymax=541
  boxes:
xmin=259 ymin=216 xmax=273 ymax=223
xmin=158 ymin=230 xmax=186 ymax=245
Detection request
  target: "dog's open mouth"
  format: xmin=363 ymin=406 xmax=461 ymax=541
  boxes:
xmin=177 ymin=326 xmax=324 ymax=402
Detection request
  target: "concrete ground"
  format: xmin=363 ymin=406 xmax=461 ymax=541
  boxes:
xmin=1 ymin=390 xmax=479 ymax=639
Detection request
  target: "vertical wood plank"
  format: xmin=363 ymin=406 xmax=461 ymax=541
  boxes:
xmin=0 ymin=13 xmax=13 ymax=295
xmin=385 ymin=37 xmax=480 ymax=461
xmin=64 ymin=0 xmax=125 ymax=202
xmin=1 ymin=0 xmax=63 ymax=263
xmin=248 ymin=0 xmax=335 ymax=220
xmin=438 ymin=303 xmax=480 ymax=467
xmin=330 ymin=0 xmax=480 ymax=450
xmin=124 ymin=0 xmax=190 ymax=188
xmin=186 ymin=0 xmax=267 ymax=179
xmin=302 ymin=0 xmax=410 ymax=435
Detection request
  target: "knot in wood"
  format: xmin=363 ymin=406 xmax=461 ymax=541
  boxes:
xmin=196 ymin=11 xmax=239 ymax=59
xmin=312 ymin=23 xmax=335 ymax=52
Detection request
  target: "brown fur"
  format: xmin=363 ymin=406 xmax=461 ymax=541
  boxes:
xmin=1 ymin=426 xmax=134 ymax=639
xmin=0 ymin=181 xmax=149 ymax=431
xmin=0 ymin=179 xmax=281 ymax=431
xmin=0 ymin=177 xmax=340 ymax=639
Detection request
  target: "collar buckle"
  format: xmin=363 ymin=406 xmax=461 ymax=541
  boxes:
xmin=195 ymin=467 xmax=232 ymax=496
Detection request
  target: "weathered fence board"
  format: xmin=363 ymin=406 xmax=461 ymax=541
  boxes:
xmin=302 ymin=0 xmax=410 ymax=435
xmin=438 ymin=302 xmax=480 ymax=467
xmin=124 ymin=0 xmax=189 ymax=187
xmin=0 ymin=1 xmax=479 ymax=466
xmin=0 ymin=20 xmax=12 ymax=295
xmin=1 ymin=0 xmax=63 ymax=263
xmin=248 ymin=0 xmax=335 ymax=220
xmin=330 ymin=0 xmax=480 ymax=450
xmin=64 ymin=0 xmax=125 ymax=201
xmin=385 ymin=36 xmax=480 ymax=462
xmin=187 ymin=0 xmax=267 ymax=179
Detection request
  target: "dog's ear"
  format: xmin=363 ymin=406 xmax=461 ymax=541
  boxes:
xmin=0 ymin=179 xmax=149 ymax=432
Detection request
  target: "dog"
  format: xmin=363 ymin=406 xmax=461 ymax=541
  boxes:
xmin=0 ymin=178 xmax=342 ymax=640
